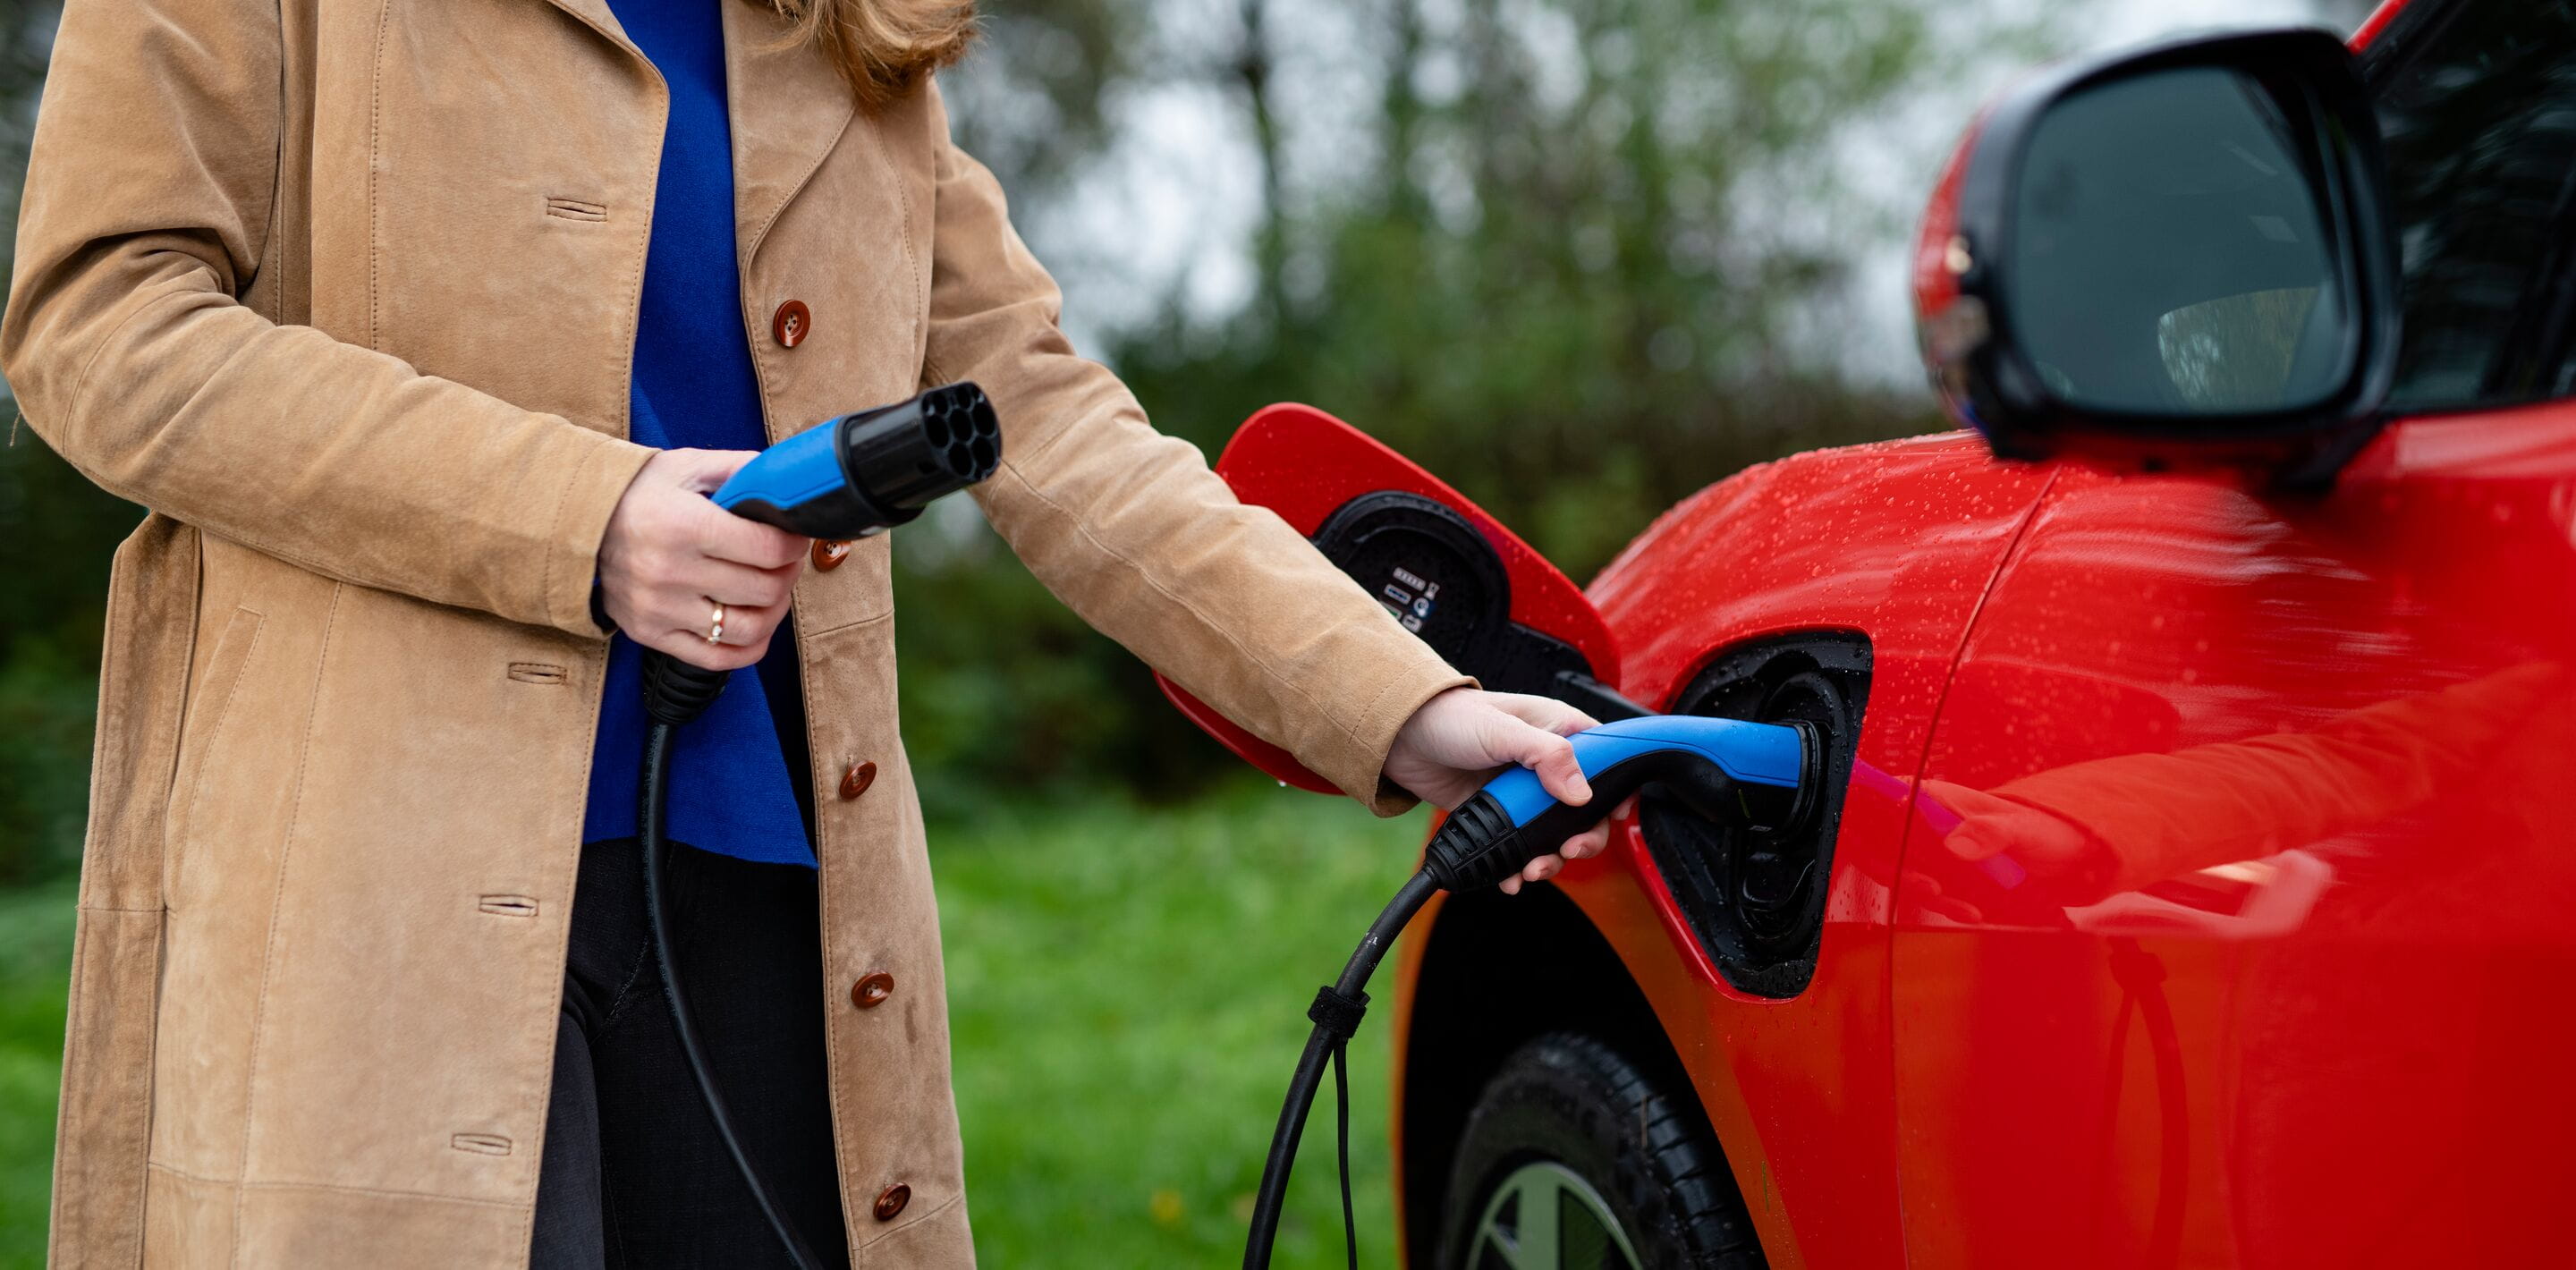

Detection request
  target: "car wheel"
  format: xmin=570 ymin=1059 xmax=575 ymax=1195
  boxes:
xmin=1439 ymin=1033 xmax=1762 ymax=1270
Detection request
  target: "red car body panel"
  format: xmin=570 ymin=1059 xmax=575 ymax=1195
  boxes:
xmin=1894 ymin=402 xmax=2576 ymax=1268
xmin=1390 ymin=433 xmax=2058 ymax=1268
xmin=1388 ymin=403 xmax=2576 ymax=1266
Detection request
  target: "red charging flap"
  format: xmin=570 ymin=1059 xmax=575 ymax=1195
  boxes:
xmin=1155 ymin=403 xmax=1619 ymax=793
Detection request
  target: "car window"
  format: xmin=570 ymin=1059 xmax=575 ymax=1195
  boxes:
xmin=2368 ymin=0 xmax=2576 ymax=411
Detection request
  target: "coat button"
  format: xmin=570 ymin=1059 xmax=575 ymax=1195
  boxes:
xmin=852 ymin=971 xmax=895 ymax=1010
xmin=811 ymin=538 xmax=852 ymax=572
xmin=873 ymin=1182 xmax=910 ymax=1222
xmin=839 ymin=760 xmax=877 ymax=800
xmin=771 ymin=300 xmax=811 ymax=348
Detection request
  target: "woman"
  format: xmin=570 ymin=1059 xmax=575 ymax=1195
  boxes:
xmin=4 ymin=0 xmax=1617 ymax=1265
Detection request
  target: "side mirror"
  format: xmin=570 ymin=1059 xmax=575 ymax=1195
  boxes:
xmin=1913 ymin=28 xmax=2399 ymax=482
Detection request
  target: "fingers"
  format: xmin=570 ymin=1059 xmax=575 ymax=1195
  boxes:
xmin=1555 ymin=792 xmax=1640 ymax=861
xmin=1558 ymin=823 xmax=1612 ymax=863
xmin=1383 ymin=688 xmax=1611 ymax=813
xmin=605 ymin=546 xmax=796 ymax=607
xmin=599 ymin=570 xmax=793 ymax=672
xmin=639 ymin=448 xmax=809 ymax=570
xmin=601 ymin=588 xmax=782 ymax=673
xmin=651 ymin=446 xmax=760 ymax=494
xmin=707 ymin=601 xmax=789 ymax=649
xmin=1493 ymin=792 xmax=1641 ymax=896
xmin=1487 ymin=690 xmax=1601 ymax=737
xmin=1519 ymin=725 xmax=1592 ymax=808
xmin=1479 ymin=695 xmax=1599 ymax=806
xmin=687 ymin=556 xmax=804 ymax=611
xmin=645 ymin=592 xmax=790 ymax=651
xmin=598 ymin=571 xmax=791 ymax=673
xmin=1479 ymin=707 xmax=1593 ymax=806
xmin=1501 ymin=851 xmax=1570 ymax=896
xmin=691 ymin=496 xmax=810 ymax=569
xmin=631 ymin=622 xmax=772 ymax=673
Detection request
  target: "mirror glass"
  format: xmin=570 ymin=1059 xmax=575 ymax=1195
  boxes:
xmin=2007 ymin=65 xmax=2350 ymax=417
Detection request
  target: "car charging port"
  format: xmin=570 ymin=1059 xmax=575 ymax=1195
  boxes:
xmin=1639 ymin=634 xmax=1869 ymax=998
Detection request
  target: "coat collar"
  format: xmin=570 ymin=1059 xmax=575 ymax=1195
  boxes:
xmin=722 ymin=0 xmax=862 ymax=264
xmin=541 ymin=0 xmax=642 ymax=63
xmin=538 ymin=0 xmax=860 ymax=266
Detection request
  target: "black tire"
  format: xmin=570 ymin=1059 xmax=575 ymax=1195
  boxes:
xmin=1437 ymin=1032 xmax=1763 ymax=1270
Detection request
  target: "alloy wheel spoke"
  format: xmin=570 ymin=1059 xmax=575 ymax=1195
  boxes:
xmin=1470 ymin=1160 xmax=1641 ymax=1270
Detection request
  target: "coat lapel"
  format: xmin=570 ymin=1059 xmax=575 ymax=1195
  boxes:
xmin=723 ymin=0 xmax=861 ymax=264
xmin=540 ymin=0 xmax=643 ymax=61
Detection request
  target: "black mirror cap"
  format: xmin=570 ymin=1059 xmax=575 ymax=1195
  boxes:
xmin=1912 ymin=27 xmax=2400 ymax=486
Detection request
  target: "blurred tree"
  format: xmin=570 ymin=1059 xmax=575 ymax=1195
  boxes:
xmin=0 ymin=0 xmax=123 ymax=885
xmin=941 ymin=0 xmax=1135 ymax=190
xmin=0 ymin=439 xmax=133 ymax=885
xmin=1108 ymin=0 xmax=1962 ymax=580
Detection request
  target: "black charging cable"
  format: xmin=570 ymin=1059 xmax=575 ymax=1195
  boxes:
xmin=1243 ymin=787 xmax=1586 ymax=1270
xmin=639 ymin=652 xmax=827 ymax=1270
xmin=1243 ymin=871 xmax=1436 ymax=1270
xmin=1242 ymin=725 xmax=1819 ymax=1269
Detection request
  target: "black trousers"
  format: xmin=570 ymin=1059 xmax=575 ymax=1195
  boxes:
xmin=530 ymin=838 xmax=852 ymax=1269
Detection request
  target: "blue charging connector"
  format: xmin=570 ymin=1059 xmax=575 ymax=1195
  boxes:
xmin=1420 ymin=714 xmax=1820 ymax=894
xmin=1480 ymin=714 xmax=1809 ymax=822
xmin=708 ymin=382 xmax=1001 ymax=539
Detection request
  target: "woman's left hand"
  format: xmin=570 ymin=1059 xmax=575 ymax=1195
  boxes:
xmin=1384 ymin=688 xmax=1638 ymax=895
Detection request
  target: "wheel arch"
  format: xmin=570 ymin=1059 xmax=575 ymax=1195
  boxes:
xmin=1398 ymin=883 xmax=1745 ymax=1268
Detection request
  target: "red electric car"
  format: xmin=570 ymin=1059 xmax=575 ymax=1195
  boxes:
xmin=1168 ymin=0 xmax=2576 ymax=1266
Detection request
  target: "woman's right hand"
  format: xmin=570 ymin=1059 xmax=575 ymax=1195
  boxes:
xmin=597 ymin=448 xmax=810 ymax=671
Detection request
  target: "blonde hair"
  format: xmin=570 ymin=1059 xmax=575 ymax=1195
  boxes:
xmin=757 ymin=0 xmax=977 ymax=108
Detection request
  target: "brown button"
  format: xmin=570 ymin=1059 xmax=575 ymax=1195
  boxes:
xmin=872 ymin=1182 xmax=910 ymax=1222
xmin=852 ymin=971 xmax=895 ymax=1010
xmin=811 ymin=538 xmax=852 ymax=572
xmin=838 ymin=760 xmax=877 ymax=800
xmin=771 ymin=300 xmax=811 ymax=348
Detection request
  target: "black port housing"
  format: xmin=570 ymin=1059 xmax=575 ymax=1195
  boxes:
xmin=1308 ymin=490 xmax=1597 ymax=698
xmin=1639 ymin=632 xmax=1871 ymax=998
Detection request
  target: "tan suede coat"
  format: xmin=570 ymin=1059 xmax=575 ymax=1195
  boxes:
xmin=1 ymin=0 xmax=1468 ymax=1264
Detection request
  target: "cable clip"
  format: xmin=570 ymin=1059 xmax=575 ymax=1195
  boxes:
xmin=1307 ymin=985 xmax=1370 ymax=1041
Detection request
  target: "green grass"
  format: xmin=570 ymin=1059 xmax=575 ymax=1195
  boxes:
xmin=0 ymin=786 xmax=1428 ymax=1267
xmin=0 ymin=880 xmax=73 ymax=1269
xmin=940 ymin=782 xmax=1427 ymax=1268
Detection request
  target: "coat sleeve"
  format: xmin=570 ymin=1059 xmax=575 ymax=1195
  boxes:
xmin=0 ymin=0 xmax=654 ymax=639
xmin=917 ymin=89 xmax=1470 ymax=815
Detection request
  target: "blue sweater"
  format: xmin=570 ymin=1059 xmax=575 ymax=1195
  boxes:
xmin=582 ymin=0 xmax=816 ymax=867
